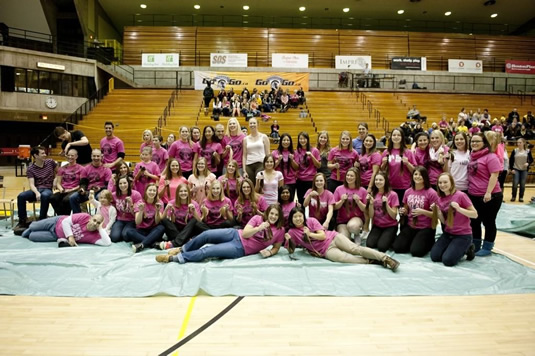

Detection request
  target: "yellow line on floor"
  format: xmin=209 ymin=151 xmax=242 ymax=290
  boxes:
xmin=172 ymin=296 xmax=197 ymax=356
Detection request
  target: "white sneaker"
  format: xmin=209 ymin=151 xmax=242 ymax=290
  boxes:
xmin=361 ymin=231 xmax=369 ymax=241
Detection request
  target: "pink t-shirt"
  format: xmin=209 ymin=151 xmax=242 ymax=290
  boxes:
xmin=333 ymin=185 xmax=367 ymax=223
xmin=167 ymin=199 xmax=201 ymax=229
xmin=58 ymin=163 xmax=83 ymax=190
xmin=281 ymin=201 xmax=296 ymax=229
xmin=294 ymin=147 xmax=321 ymax=181
xmin=113 ymin=190 xmax=142 ymax=221
xmin=287 ymin=217 xmax=337 ymax=257
xmin=152 ymin=147 xmax=169 ymax=172
xmin=272 ymin=149 xmax=297 ymax=184
xmin=188 ymin=173 xmax=217 ymax=204
xmin=100 ymin=136 xmax=125 ymax=164
xmin=133 ymin=161 xmax=160 ymax=195
xmin=222 ymin=133 xmax=245 ymax=167
xmin=140 ymin=142 xmax=154 ymax=153
xmin=81 ymin=164 xmax=112 ymax=191
xmin=436 ymin=190 xmax=473 ymax=236
xmin=256 ymin=170 xmax=284 ymax=205
xmin=168 ymin=140 xmax=195 ymax=172
xmin=382 ymin=148 xmax=416 ymax=190
xmin=218 ymin=176 xmax=239 ymax=205
xmin=134 ymin=200 xmax=163 ymax=229
xmin=195 ymin=141 xmax=223 ymax=173
xmin=55 ymin=213 xmax=102 ymax=244
xmin=234 ymin=195 xmax=268 ymax=227
xmin=359 ymin=152 xmax=381 ymax=187
xmin=305 ymin=189 xmax=335 ymax=223
xmin=158 ymin=176 xmax=188 ymax=204
xmin=413 ymin=147 xmax=429 ymax=167
xmin=202 ymin=197 xmax=233 ymax=226
xmin=372 ymin=191 xmax=399 ymax=228
xmin=428 ymin=146 xmax=449 ymax=185
xmin=467 ymin=152 xmax=502 ymax=196
xmin=328 ymin=147 xmax=359 ymax=182
xmin=403 ymin=187 xmax=439 ymax=229
xmin=238 ymin=215 xmax=286 ymax=255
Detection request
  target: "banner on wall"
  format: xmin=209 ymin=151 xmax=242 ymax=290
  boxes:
xmin=505 ymin=60 xmax=535 ymax=75
xmin=448 ymin=59 xmax=483 ymax=73
xmin=335 ymin=56 xmax=372 ymax=70
xmin=194 ymin=71 xmax=309 ymax=92
xmin=210 ymin=53 xmax=248 ymax=68
xmin=272 ymin=54 xmax=309 ymax=68
xmin=391 ymin=57 xmax=427 ymax=71
xmin=141 ymin=53 xmax=179 ymax=67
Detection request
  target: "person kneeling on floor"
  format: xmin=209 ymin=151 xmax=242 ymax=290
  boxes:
xmin=21 ymin=213 xmax=111 ymax=247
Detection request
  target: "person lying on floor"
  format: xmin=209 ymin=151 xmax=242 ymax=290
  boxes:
xmin=21 ymin=213 xmax=111 ymax=247
xmin=285 ymin=206 xmax=400 ymax=272
xmin=155 ymin=204 xmax=285 ymax=264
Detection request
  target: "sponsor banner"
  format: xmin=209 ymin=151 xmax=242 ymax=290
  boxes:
xmin=194 ymin=71 xmax=309 ymax=92
xmin=210 ymin=53 xmax=248 ymax=68
xmin=272 ymin=53 xmax=309 ymax=68
xmin=448 ymin=59 xmax=483 ymax=73
xmin=335 ymin=56 xmax=372 ymax=70
xmin=141 ymin=53 xmax=179 ymax=68
xmin=391 ymin=57 xmax=427 ymax=71
xmin=505 ymin=60 xmax=535 ymax=75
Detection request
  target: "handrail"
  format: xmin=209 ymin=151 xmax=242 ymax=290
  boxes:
xmin=156 ymin=78 xmax=182 ymax=135
xmin=39 ymin=83 xmax=110 ymax=149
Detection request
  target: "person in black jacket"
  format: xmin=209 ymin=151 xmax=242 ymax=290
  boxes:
xmin=203 ymin=82 xmax=214 ymax=115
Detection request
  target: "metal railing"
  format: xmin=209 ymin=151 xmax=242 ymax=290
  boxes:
xmin=156 ymin=78 xmax=182 ymax=135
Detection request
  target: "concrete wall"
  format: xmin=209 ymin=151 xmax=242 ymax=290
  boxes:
xmin=0 ymin=0 xmax=50 ymax=34
xmin=0 ymin=92 xmax=87 ymax=115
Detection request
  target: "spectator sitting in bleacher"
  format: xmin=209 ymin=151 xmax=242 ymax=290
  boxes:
xmin=279 ymin=90 xmax=290 ymax=113
xmin=458 ymin=108 xmax=468 ymax=123
xmin=296 ymin=87 xmax=306 ymax=104
xmin=491 ymin=118 xmax=504 ymax=134
xmin=523 ymin=111 xmax=534 ymax=129
xmin=406 ymin=105 xmax=421 ymax=121
xmin=217 ymin=88 xmax=227 ymax=103
xmin=428 ymin=122 xmax=439 ymax=135
xmin=289 ymin=90 xmax=300 ymax=108
xmin=261 ymin=92 xmax=274 ymax=113
xmin=520 ymin=124 xmax=534 ymax=140
xmin=481 ymin=108 xmax=491 ymax=123
xmin=231 ymin=95 xmax=241 ymax=117
xmin=212 ymin=97 xmax=223 ymax=117
xmin=469 ymin=122 xmax=481 ymax=136
xmin=507 ymin=107 xmax=520 ymax=125
xmin=221 ymin=97 xmax=232 ymax=117
xmin=505 ymin=119 xmax=522 ymax=140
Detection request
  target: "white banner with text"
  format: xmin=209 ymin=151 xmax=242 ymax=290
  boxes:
xmin=272 ymin=53 xmax=309 ymax=68
xmin=448 ymin=59 xmax=483 ymax=73
xmin=141 ymin=53 xmax=180 ymax=68
xmin=210 ymin=53 xmax=248 ymax=68
xmin=335 ymin=56 xmax=372 ymax=70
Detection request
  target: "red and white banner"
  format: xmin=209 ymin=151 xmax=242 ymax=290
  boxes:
xmin=505 ymin=60 xmax=535 ymax=75
xmin=448 ymin=59 xmax=482 ymax=73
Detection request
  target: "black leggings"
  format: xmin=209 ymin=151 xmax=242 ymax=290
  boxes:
xmin=296 ymin=179 xmax=313 ymax=205
xmin=164 ymin=218 xmax=235 ymax=247
xmin=468 ymin=192 xmax=503 ymax=243
xmin=393 ymin=226 xmax=436 ymax=257
xmin=366 ymin=225 xmax=398 ymax=252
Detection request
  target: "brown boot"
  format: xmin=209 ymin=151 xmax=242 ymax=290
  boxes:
xmin=168 ymin=247 xmax=182 ymax=256
xmin=155 ymin=255 xmax=171 ymax=263
xmin=382 ymin=256 xmax=400 ymax=272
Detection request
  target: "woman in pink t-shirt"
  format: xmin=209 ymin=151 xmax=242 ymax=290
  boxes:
xmin=303 ymin=173 xmax=335 ymax=230
xmin=111 ymin=176 xmax=142 ymax=242
xmin=133 ymin=146 xmax=161 ymax=195
xmin=285 ymin=207 xmax=399 ymax=271
xmin=223 ymin=117 xmax=246 ymax=171
xmin=359 ymin=134 xmax=382 ymax=191
xmin=234 ymin=178 xmax=268 ymax=228
xmin=127 ymin=183 xmax=165 ymax=253
xmin=278 ymin=185 xmax=297 ymax=229
xmin=159 ymin=183 xmax=202 ymax=250
xmin=365 ymin=171 xmax=399 ymax=252
xmin=108 ymin=161 xmax=132 ymax=192
xmin=411 ymin=132 xmax=430 ymax=168
xmin=430 ymin=173 xmax=478 ymax=266
xmin=188 ymin=157 xmax=217 ymax=205
xmin=139 ymin=129 xmax=154 ymax=153
xmin=295 ymin=131 xmax=321 ymax=204
xmin=168 ymin=126 xmax=196 ymax=179
xmin=272 ymin=133 xmax=298 ymax=198
xmin=427 ymin=130 xmax=449 ymax=186
xmin=200 ymin=180 xmax=234 ymax=229
xmin=327 ymin=130 xmax=359 ymax=192
xmin=467 ymin=132 xmax=502 ymax=256
xmin=194 ymin=125 xmax=223 ymax=174
xmin=218 ymin=160 xmax=241 ymax=205
xmin=155 ymin=204 xmax=285 ymax=264
xmin=393 ymin=166 xmax=438 ymax=257
xmin=381 ymin=128 xmax=416 ymax=203
xmin=333 ymin=168 xmax=368 ymax=244
xmin=158 ymin=158 xmax=187 ymax=205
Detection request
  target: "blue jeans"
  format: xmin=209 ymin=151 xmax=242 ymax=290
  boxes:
xmin=512 ymin=169 xmax=528 ymax=199
xmin=125 ymin=224 xmax=165 ymax=246
xmin=174 ymin=228 xmax=245 ymax=263
xmin=69 ymin=191 xmax=90 ymax=213
xmin=22 ymin=216 xmax=61 ymax=242
xmin=430 ymin=233 xmax=472 ymax=267
xmin=110 ymin=220 xmax=136 ymax=243
xmin=17 ymin=188 xmax=53 ymax=220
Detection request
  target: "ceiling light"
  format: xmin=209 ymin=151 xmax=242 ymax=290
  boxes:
xmin=299 ymin=7 xmax=306 ymax=11
xmin=491 ymin=13 xmax=498 ymax=18
xmin=445 ymin=11 xmax=452 ymax=16
xmin=397 ymin=10 xmax=404 ymax=14
xmin=140 ymin=4 xmax=147 ymax=9
xmin=343 ymin=8 xmax=350 ymax=13
xmin=243 ymin=5 xmax=249 ymax=10
xmin=194 ymin=5 xmax=200 ymax=9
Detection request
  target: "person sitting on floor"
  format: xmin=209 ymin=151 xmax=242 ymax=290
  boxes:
xmin=21 ymin=213 xmax=110 ymax=247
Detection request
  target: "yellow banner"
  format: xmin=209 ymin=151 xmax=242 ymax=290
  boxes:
xmin=194 ymin=71 xmax=309 ymax=92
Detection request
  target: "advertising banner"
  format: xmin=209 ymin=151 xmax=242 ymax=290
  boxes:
xmin=391 ymin=57 xmax=427 ymax=71
xmin=141 ymin=53 xmax=179 ymax=68
xmin=194 ymin=71 xmax=309 ymax=92
xmin=272 ymin=53 xmax=309 ymax=68
xmin=505 ymin=60 xmax=535 ymax=75
xmin=335 ymin=56 xmax=372 ymax=70
xmin=448 ymin=59 xmax=483 ymax=73
xmin=210 ymin=53 xmax=248 ymax=68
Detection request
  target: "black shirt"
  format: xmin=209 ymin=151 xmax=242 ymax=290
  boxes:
xmin=61 ymin=130 xmax=92 ymax=165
